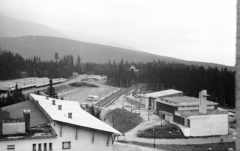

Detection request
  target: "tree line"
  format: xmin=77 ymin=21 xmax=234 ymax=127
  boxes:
xmin=0 ymin=49 xmax=235 ymax=108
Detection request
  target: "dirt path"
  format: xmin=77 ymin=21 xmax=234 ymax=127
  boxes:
xmin=113 ymin=142 xmax=166 ymax=151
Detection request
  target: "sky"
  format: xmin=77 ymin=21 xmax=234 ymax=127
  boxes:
xmin=0 ymin=0 xmax=237 ymax=66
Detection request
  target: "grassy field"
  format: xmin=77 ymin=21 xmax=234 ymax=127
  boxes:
xmin=104 ymin=108 xmax=143 ymax=133
xmin=137 ymin=123 xmax=185 ymax=139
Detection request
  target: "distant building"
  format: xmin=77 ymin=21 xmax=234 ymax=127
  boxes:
xmin=72 ymin=72 xmax=78 ymax=76
xmin=20 ymin=71 xmax=28 ymax=78
xmin=0 ymin=94 xmax=121 ymax=151
xmin=129 ymin=65 xmax=138 ymax=72
xmin=0 ymin=77 xmax=66 ymax=93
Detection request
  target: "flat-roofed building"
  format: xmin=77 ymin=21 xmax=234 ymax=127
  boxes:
xmin=144 ymin=89 xmax=183 ymax=112
xmin=157 ymin=90 xmax=228 ymax=137
xmin=174 ymin=109 xmax=228 ymax=137
xmin=0 ymin=94 xmax=121 ymax=151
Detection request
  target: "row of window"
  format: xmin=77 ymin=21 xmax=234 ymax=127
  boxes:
xmin=33 ymin=143 xmax=52 ymax=151
xmin=7 ymin=141 xmax=71 ymax=150
xmin=32 ymin=142 xmax=71 ymax=151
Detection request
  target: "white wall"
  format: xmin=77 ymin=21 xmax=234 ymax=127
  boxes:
xmin=0 ymin=121 xmax=114 ymax=151
xmin=178 ymin=106 xmax=215 ymax=111
xmin=2 ymin=122 xmax=25 ymax=135
xmin=189 ymin=114 xmax=228 ymax=136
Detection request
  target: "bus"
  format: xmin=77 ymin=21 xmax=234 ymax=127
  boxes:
xmin=86 ymin=95 xmax=99 ymax=102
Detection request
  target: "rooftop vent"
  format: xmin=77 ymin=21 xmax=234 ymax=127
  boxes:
xmin=52 ymin=100 xmax=55 ymax=105
xmin=46 ymin=96 xmax=49 ymax=99
xmin=58 ymin=105 xmax=62 ymax=110
xmin=199 ymin=90 xmax=209 ymax=114
xmin=23 ymin=109 xmax=31 ymax=132
xmin=68 ymin=112 xmax=72 ymax=119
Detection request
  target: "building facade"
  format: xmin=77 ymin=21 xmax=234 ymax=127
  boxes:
xmin=144 ymin=89 xmax=183 ymax=112
xmin=157 ymin=90 xmax=228 ymax=137
xmin=0 ymin=94 xmax=121 ymax=151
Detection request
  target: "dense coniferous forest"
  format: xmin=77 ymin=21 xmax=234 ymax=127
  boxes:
xmin=0 ymin=49 xmax=235 ymax=108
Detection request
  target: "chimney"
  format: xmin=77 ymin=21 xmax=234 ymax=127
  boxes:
xmin=68 ymin=112 xmax=72 ymax=119
xmin=52 ymin=100 xmax=55 ymax=105
xmin=199 ymin=90 xmax=209 ymax=114
xmin=23 ymin=109 xmax=31 ymax=132
xmin=46 ymin=96 xmax=49 ymax=99
xmin=58 ymin=105 xmax=62 ymax=110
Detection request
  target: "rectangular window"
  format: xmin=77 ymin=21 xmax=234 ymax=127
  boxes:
xmin=38 ymin=144 xmax=42 ymax=151
xmin=62 ymin=142 xmax=71 ymax=149
xmin=7 ymin=145 xmax=15 ymax=150
xmin=44 ymin=143 xmax=47 ymax=151
xmin=187 ymin=119 xmax=190 ymax=127
xmin=33 ymin=144 xmax=36 ymax=151
xmin=49 ymin=143 xmax=52 ymax=151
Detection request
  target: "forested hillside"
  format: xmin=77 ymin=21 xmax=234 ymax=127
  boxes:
xmin=0 ymin=36 xmax=234 ymax=70
xmin=0 ymin=49 xmax=235 ymax=108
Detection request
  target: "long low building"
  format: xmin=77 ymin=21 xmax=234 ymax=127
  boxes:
xmin=144 ymin=89 xmax=183 ymax=111
xmin=0 ymin=77 xmax=66 ymax=92
xmin=0 ymin=94 xmax=121 ymax=151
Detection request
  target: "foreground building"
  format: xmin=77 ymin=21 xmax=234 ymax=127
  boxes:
xmin=0 ymin=94 xmax=121 ymax=151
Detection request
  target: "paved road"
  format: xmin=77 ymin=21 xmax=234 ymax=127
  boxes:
xmin=113 ymin=142 xmax=166 ymax=151
xmin=95 ymin=88 xmax=129 ymax=107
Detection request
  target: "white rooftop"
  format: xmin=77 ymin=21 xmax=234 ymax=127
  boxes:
xmin=30 ymin=94 xmax=122 ymax=135
xmin=144 ymin=89 xmax=183 ymax=98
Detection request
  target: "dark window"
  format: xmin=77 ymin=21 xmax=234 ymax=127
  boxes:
xmin=62 ymin=142 xmax=71 ymax=149
xmin=38 ymin=144 xmax=42 ymax=151
xmin=173 ymin=115 xmax=184 ymax=125
xmin=33 ymin=144 xmax=36 ymax=151
xmin=187 ymin=119 xmax=190 ymax=127
xmin=49 ymin=143 xmax=52 ymax=151
xmin=44 ymin=143 xmax=47 ymax=151
xmin=7 ymin=145 xmax=15 ymax=150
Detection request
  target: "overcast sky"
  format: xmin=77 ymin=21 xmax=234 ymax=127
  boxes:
xmin=0 ymin=0 xmax=236 ymax=66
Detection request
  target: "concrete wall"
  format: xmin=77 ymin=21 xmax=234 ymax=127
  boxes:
xmin=2 ymin=122 xmax=25 ymax=135
xmin=189 ymin=114 xmax=228 ymax=136
xmin=178 ymin=105 xmax=215 ymax=111
xmin=0 ymin=121 xmax=114 ymax=151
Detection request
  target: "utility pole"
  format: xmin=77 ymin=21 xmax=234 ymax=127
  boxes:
xmin=148 ymin=108 xmax=150 ymax=121
xmin=153 ymin=128 xmax=156 ymax=148
xmin=112 ymin=115 xmax=114 ymax=128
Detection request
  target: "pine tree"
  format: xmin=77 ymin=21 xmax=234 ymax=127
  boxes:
xmin=47 ymin=79 xmax=57 ymax=98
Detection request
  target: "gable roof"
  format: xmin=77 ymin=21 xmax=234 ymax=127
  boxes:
xmin=1 ymin=100 xmax=50 ymax=127
xmin=30 ymin=94 xmax=122 ymax=135
xmin=144 ymin=89 xmax=183 ymax=98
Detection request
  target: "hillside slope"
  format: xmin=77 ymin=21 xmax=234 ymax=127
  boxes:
xmin=0 ymin=36 xmax=234 ymax=70
xmin=0 ymin=14 xmax=65 ymax=38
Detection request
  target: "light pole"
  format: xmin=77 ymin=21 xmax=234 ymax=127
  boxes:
xmin=131 ymin=99 xmax=132 ymax=113
xmin=148 ymin=108 xmax=149 ymax=121
xmin=122 ymin=96 xmax=125 ymax=109
xmin=139 ymin=88 xmax=141 ymax=116
xmin=153 ymin=128 xmax=156 ymax=148
xmin=112 ymin=115 xmax=114 ymax=128
xmin=160 ymin=113 xmax=162 ymax=127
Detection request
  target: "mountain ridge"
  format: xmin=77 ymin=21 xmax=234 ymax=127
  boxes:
xmin=0 ymin=14 xmax=65 ymax=38
xmin=0 ymin=36 xmax=234 ymax=71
